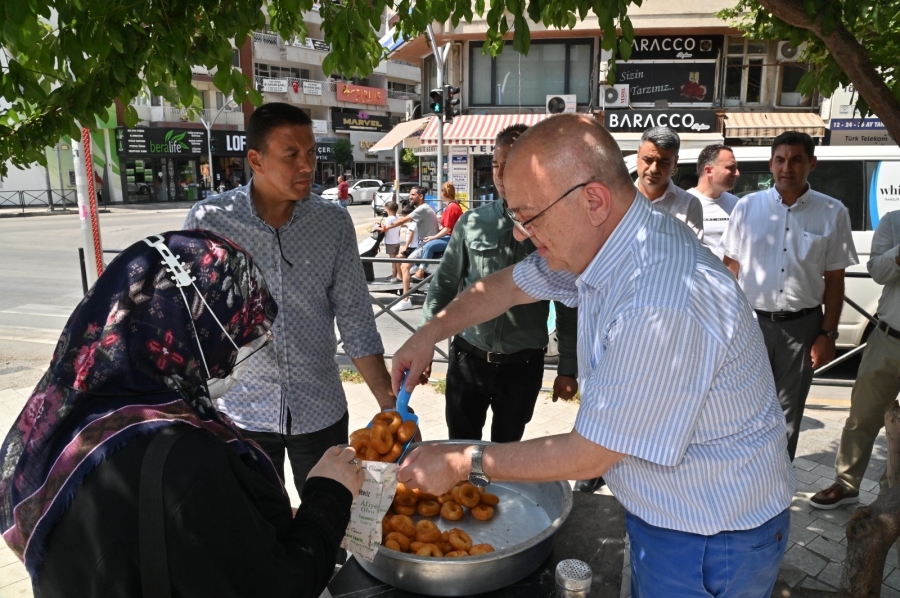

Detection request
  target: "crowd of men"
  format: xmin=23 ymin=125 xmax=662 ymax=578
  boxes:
xmin=183 ymin=102 xmax=900 ymax=596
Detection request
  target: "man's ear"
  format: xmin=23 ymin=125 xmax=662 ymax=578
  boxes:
xmin=583 ymin=182 xmax=613 ymax=227
xmin=248 ymin=149 xmax=264 ymax=175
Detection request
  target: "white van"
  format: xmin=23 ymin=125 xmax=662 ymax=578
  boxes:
xmin=625 ymin=145 xmax=900 ymax=349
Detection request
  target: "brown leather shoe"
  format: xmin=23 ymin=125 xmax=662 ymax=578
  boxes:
xmin=810 ymin=483 xmax=859 ymax=510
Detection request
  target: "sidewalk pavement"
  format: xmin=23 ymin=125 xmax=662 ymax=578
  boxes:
xmin=0 ymin=377 xmax=892 ymax=597
xmin=0 ymin=202 xmax=195 ymax=219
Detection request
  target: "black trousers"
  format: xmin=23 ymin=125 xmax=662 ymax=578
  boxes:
xmin=445 ymin=340 xmax=545 ymax=443
xmin=241 ymin=411 xmax=349 ymax=496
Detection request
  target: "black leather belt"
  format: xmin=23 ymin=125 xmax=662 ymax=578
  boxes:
xmin=878 ymin=321 xmax=900 ymax=341
xmin=452 ymin=336 xmax=542 ymax=365
xmin=755 ymin=306 xmax=820 ymax=322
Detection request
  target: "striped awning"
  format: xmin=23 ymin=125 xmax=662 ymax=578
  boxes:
xmin=419 ymin=113 xmax=552 ymax=146
xmin=725 ymin=112 xmax=826 ymax=138
xmin=368 ymin=117 xmax=433 ymax=153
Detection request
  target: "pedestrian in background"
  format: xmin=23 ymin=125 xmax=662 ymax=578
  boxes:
xmin=183 ymin=103 xmax=397 ymax=495
xmin=383 ymin=186 xmax=439 ymax=312
xmin=635 ymin=126 xmax=704 ymax=239
xmin=688 ymin=144 xmax=741 ymax=257
xmin=379 ymin=201 xmax=402 ymax=283
xmin=336 ymin=175 xmax=350 ymax=209
xmin=421 ymin=123 xmax=579 ymax=443
xmin=415 ymin=182 xmax=464 ymax=280
xmin=811 ymin=210 xmax=900 ymax=508
xmin=721 ymin=131 xmax=858 ymax=461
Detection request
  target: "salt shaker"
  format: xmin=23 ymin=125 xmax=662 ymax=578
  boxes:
xmin=555 ymin=559 xmax=592 ymax=598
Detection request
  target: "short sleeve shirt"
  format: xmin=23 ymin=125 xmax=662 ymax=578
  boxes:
xmin=512 ymin=192 xmax=794 ymax=535
xmin=441 ymin=202 xmax=464 ymax=231
xmin=687 ymin=188 xmax=739 ymax=258
xmin=410 ymin=203 xmax=439 ymax=241
xmin=640 ymin=180 xmax=704 ymax=240
xmin=720 ymin=185 xmax=858 ymax=312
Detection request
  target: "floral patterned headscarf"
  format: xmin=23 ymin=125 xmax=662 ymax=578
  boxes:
xmin=0 ymin=230 xmax=280 ymax=578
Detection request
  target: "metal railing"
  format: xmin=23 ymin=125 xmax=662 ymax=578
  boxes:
xmin=0 ymin=189 xmax=77 ymax=213
xmin=386 ymin=89 xmax=421 ymax=101
xmin=252 ymin=31 xmax=279 ymax=46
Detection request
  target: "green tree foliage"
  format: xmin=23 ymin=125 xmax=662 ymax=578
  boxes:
xmin=0 ymin=0 xmax=642 ymax=179
xmin=332 ymin=138 xmax=353 ymax=172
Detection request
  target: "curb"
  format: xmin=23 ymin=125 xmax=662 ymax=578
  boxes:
xmin=0 ymin=209 xmax=110 ymax=219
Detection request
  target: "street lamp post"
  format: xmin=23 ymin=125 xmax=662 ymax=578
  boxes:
xmin=200 ymin=97 xmax=237 ymax=194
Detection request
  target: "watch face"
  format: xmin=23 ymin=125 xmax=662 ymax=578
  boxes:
xmin=469 ymin=473 xmax=490 ymax=488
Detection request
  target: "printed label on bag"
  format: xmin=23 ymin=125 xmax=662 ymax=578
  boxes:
xmin=341 ymin=461 xmax=399 ymax=562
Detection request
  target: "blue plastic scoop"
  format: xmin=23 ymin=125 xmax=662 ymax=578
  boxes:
xmin=367 ymin=371 xmax=419 ymax=462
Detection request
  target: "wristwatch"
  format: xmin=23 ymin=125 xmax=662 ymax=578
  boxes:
xmin=819 ymin=329 xmax=840 ymax=340
xmin=468 ymin=445 xmax=491 ymax=487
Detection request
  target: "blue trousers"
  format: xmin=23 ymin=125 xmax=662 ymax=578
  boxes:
xmin=627 ymin=508 xmax=789 ymax=598
xmin=415 ymin=237 xmax=449 ymax=272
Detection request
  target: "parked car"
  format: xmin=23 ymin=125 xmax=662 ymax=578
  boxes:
xmin=311 ymin=182 xmax=326 ymax=196
xmin=320 ymin=179 xmax=383 ymax=205
xmin=372 ymin=182 xmax=418 ymax=216
xmin=624 ymin=144 xmax=900 ymax=349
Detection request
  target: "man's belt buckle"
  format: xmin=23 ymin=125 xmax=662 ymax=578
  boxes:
xmin=486 ymin=351 xmax=503 ymax=364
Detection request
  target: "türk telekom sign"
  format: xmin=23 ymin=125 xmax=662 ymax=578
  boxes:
xmin=605 ymin=110 xmax=717 ymax=133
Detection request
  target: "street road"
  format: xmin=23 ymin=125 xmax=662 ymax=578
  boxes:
xmin=0 ymin=202 xmax=430 ymax=391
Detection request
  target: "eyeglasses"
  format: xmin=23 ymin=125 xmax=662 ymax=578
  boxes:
xmin=504 ymin=181 xmax=591 ymax=238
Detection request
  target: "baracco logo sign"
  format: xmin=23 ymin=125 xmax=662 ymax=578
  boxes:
xmin=150 ymin=130 xmax=189 ymax=153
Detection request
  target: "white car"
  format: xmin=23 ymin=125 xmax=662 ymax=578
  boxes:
xmin=625 ymin=144 xmax=900 ymax=349
xmin=320 ymin=179 xmax=383 ymax=205
xmin=372 ymin=182 xmax=418 ymax=216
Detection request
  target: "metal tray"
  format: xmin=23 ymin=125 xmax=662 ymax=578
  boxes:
xmin=356 ymin=440 xmax=573 ymax=596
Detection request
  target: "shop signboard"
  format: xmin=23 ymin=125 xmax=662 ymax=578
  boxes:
xmin=604 ymin=109 xmax=717 ymax=133
xmin=338 ymin=83 xmax=388 ymax=106
xmin=303 ymin=81 xmax=324 ymax=96
xmin=332 ymin=109 xmax=391 ymax=132
xmin=628 ymin=35 xmax=723 ymax=61
xmin=351 ymin=132 xmax=393 ymax=162
xmin=615 ymin=61 xmax=717 ymax=105
xmin=827 ymin=85 xmax=895 ymax=146
xmin=316 ymin=142 xmax=335 ymax=161
xmin=209 ymin=131 xmax=248 ymax=156
xmin=450 ymin=145 xmax=469 ymax=195
xmin=870 ymin=162 xmax=900 ymax=228
xmin=312 ymin=119 xmax=328 ymax=135
xmin=116 ymin=127 xmax=206 ymax=156
xmin=261 ymin=78 xmax=289 ymax=93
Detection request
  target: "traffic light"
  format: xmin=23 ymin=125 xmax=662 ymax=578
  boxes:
xmin=444 ymin=85 xmax=460 ymax=123
xmin=429 ymin=88 xmax=443 ymax=114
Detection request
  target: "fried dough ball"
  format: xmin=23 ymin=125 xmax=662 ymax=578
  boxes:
xmin=440 ymin=500 xmax=464 ymax=521
xmin=457 ymin=483 xmax=481 ymax=508
xmin=370 ymin=422 xmax=394 ymax=454
xmin=397 ymin=419 xmax=418 ymax=443
xmin=417 ymin=491 xmax=438 ymax=501
xmin=436 ymin=492 xmax=455 ymax=505
xmin=448 ymin=528 xmax=473 ymax=552
xmin=394 ymin=483 xmax=418 ymax=507
xmin=382 ymin=515 xmax=393 ymax=536
xmin=444 ymin=550 xmax=469 ymax=558
xmin=394 ymin=504 xmax=417 ymax=516
xmin=373 ymin=411 xmax=403 ymax=434
xmin=384 ymin=538 xmax=402 ymax=551
xmin=438 ymin=541 xmax=455 ymax=554
xmin=414 ymin=520 xmax=442 ymax=543
xmin=417 ymin=500 xmax=441 ymax=517
xmin=469 ymin=544 xmax=495 ymax=555
xmin=450 ymin=486 xmax=463 ymax=504
xmin=409 ymin=541 xmax=425 ymax=553
xmin=471 ymin=504 xmax=495 ymax=521
xmin=350 ymin=435 xmax=371 ymax=458
xmin=380 ymin=442 xmax=403 ymax=463
xmin=415 ymin=543 xmax=443 ymax=557
xmin=389 ymin=514 xmax=416 ymax=538
xmin=384 ymin=532 xmax=411 ymax=552
xmin=479 ymin=493 xmax=500 ymax=506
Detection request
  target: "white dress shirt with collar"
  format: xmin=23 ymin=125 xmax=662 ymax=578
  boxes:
xmin=868 ymin=210 xmax=900 ymax=330
xmin=637 ymin=179 xmax=704 ymax=240
xmin=720 ymin=185 xmax=858 ymax=313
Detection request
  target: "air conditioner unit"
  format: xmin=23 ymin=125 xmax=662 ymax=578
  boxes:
xmin=601 ymin=84 xmax=629 ymax=108
xmin=777 ymin=41 xmax=807 ymax=62
xmin=546 ymin=94 xmax=577 ymax=115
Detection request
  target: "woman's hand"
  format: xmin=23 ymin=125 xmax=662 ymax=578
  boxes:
xmin=307 ymin=445 xmax=365 ymax=496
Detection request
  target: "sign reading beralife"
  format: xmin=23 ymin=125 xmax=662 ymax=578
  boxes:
xmin=615 ymin=62 xmax=717 ymax=105
xmin=627 ymin=35 xmax=723 ymax=60
xmin=338 ymin=83 xmax=388 ymax=106
xmin=116 ymin=127 xmax=206 ymax=156
xmin=331 ymin=109 xmax=391 ymax=132
xmin=604 ymin=110 xmax=718 ymax=133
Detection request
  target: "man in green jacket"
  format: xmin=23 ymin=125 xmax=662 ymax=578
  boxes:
xmin=422 ymin=124 xmax=578 ymax=443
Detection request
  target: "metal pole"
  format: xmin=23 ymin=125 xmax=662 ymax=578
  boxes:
xmin=427 ymin=27 xmax=450 ymax=192
xmin=394 ymin=143 xmax=401 ymax=204
xmin=200 ymin=97 xmax=236 ymax=195
xmin=43 ymin=163 xmax=54 ymax=211
xmin=73 ymin=129 xmax=103 ymax=287
xmin=55 ymin=144 xmax=65 ymax=210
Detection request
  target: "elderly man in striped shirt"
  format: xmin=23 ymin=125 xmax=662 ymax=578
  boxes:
xmin=392 ymin=114 xmax=794 ymax=597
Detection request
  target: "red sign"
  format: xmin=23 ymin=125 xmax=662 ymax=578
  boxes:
xmin=338 ymin=83 xmax=387 ymax=106
xmin=291 ymin=80 xmax=299 ymax=93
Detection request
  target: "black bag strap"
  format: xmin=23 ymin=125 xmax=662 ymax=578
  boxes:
xmin=139 ymin=425 xmax=191 ymax=598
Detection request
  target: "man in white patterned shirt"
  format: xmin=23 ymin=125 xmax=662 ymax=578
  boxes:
xmin=392 ymin=114 xmax=794 ymax=597
xmin=184 ymin=103 xmax=396 ymax=495
xmin=635 ymin=126 xmax=704 ymax=239
xmin=721 ymin=131 xmax=858 ymax=461
xmin=688 ymin=144 xmax=740 ymax=257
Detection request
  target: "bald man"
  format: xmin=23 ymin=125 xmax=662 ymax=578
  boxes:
xmin=390 ymin=114 xmax=794 ymax=597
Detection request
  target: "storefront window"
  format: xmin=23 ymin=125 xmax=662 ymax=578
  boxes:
xmin=470 ymin=39 xmax=594 ymax=107
xmin=778 ymin=64 xmax=815 ymax=107
xmin=124 ymin=158 xmax=163 ymax=202
xmin=722 ymin=37 xmax=767 ymax=106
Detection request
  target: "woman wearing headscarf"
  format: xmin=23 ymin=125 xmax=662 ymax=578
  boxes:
xmin=0 ymin=230 xmax=362 ymax=597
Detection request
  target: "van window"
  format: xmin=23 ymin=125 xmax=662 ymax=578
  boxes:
xmin=808 ymin=160 xmax=865 ymax=231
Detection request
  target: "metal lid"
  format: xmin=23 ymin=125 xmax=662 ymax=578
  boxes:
xmin=555 ymin=559 xmax=592 ymax=591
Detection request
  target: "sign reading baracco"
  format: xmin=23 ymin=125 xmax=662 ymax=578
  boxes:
xmin=339 ymin=83 xmax=387 ymax=106
xmin=605 ymin=110 xmax=717 ymax=133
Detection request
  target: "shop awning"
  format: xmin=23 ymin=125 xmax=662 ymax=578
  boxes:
xmin=725 ymin=112 xmax=826 ymax=138
xmin=611 ymin=132 xmax=725 ymax=152
xmin=368 ymin=117 xmax=434 ymax=153
xmin=420 ymin=113 xmax=552 ymax=146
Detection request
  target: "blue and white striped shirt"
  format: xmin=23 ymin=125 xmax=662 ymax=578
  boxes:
xmin=513 ymin=193 xmax=795 ymax=535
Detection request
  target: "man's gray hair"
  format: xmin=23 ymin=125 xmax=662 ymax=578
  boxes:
xmin=641 ymin=126 xmax=681 ymax=154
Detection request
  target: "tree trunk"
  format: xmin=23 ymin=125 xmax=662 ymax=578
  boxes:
xmin=756 ymin=0 xmax=900 ymax=145
xmin=839 ymin=402 xmax=900 ymax=597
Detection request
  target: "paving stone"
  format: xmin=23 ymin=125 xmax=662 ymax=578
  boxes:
xmin=817 ymin=562 xmax=844 ymax=588
xmin=807 ymin=536 xmax=846 ymax=563
xmin=883 ymin=584 xmax=900 ymax=598
xmin=860 ymin=478 xmax=879 ymax=493
xmin=860 ymin=490 xmax=878 ymax=506
xmin=816 ymin=508 xmax=853 ymax=527
xmin=775 ymin=562 xmax=808 ymax=588
xmin=790 ymin=509 xmax=819 ymax=530
xmin=791 ymin=496 xmax=815 ymax=515
xmin=788 ymin=524 xmax=818 ymax=547
xmin=886 ymin=568 xmax=900 ymax=591
xmin=783 ymin=545 xmax=828 ymax=577
xmin=812 ymin=464 xmax=836 ymax=478
xmin=793 ymin=468 xmax=823 ymax=485
xmin=806 ymin=518 xmax=847 ymax=543
xmin=800 ymin=576 xmax=838 ymax=592
xmin=793 ymin=457 xmax=819 ymax=472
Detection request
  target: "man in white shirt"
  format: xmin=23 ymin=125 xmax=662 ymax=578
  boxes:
xmin=688 ymin=144 xmax=740 ymax=257
xmin=811 ymin=210 xmax=900 ymax=508
xmin=635 ymin=126 xmax=704 ymax=239
xmin=721 ymin=131 xmax=858 ymax=460
xmin=381 ymin=186 xmax=439 ymax=311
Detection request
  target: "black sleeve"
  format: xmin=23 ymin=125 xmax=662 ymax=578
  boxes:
xmin=164 ymin=432 xmax=353 ymax=598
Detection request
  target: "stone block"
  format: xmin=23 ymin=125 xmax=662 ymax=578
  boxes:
xmin=783 ymin=545 xmax=828 ymax=577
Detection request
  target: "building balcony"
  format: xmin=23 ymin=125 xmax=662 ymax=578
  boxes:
xmin=373 ymin=59 xmax=420 ymax=82
xmin=130 ymin=105 xmax=245 ymax=128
